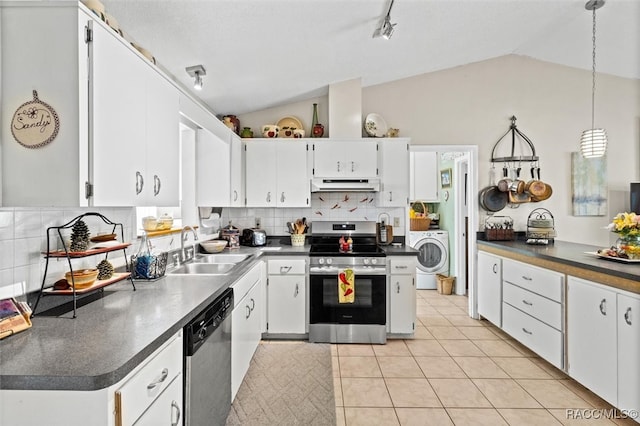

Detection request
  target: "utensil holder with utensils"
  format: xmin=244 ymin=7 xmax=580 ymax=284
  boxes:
xmin=291 ymin=234 xmax=305 ymax=246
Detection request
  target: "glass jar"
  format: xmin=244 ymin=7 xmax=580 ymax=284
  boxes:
xmin=618 ymin=235 xmax=640 ymax=259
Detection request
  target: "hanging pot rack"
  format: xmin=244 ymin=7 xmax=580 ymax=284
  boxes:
xmin=490 ymin=116 xmax=539 ymax=163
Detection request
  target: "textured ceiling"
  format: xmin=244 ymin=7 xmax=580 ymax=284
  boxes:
xmin=100 ymin=0 xmax=640 ymax=115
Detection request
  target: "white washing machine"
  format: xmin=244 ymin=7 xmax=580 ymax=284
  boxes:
xmin=409 ymin=230 xmax=449 ymax=290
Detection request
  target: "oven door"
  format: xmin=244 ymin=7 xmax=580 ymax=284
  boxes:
xmin=309 ymin=273 xmax=386 ymax=325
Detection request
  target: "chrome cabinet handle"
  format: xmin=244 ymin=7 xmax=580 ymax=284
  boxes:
xmin=492 ymin=264 xmax=498 ymax=274
xmin=522 ymin=276 xmax=532 ymax=281
xmin=522 ymin=328 xmax=533 ymax=335
xmin=394 ymin=265 xmax=408 ymax=269
xmin=147 ymin=368 xmax=169 ymax=390
xmin=233 ymin=190 xmax=238 ymax=201
xmin=266 ymin=192 xmax=271 ymax=203
xmin=294 ymin=283 xmax=299 ymax=297
xmin=396 ymin=282 xmax=400 ymax=294
xmin=522 ymin=300 xmax=533 ymax=306
xmin=624 ymin=307 xmax=632 ymax=325
xmin=171 ymin=401 xmax=181 ymax=426
xmin=599 ymin=298 xmax=607 ymax=316
xmin=281 ymin=192 xmax=285 ymax=203
xmin=337 ymin=161 xmax=341 ymax=172
xmin=250 ymin=298 xmax=255 ymax=311
xmin=280 ymin=266 xmax=292 ymax=274
xmin=246 ymin=305 xmax=251 ymax=319
xmin=351 ymin=161 xmax=355 ymax=172
xmin=153 ymin=175 xmax=161 ymax=196
xmin=135 ymin=171 xmax=144 ymax=195
xmin=389 ymin=191 xmax=393 ymax=202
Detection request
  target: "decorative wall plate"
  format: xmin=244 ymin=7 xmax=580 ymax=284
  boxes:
xmin=277 ymin=116 xmax=303 ymax=138
xmin=364 ymin=113 xmax=388 ymax=137
xmin=11 ymin=90 xmax=60 ymax=149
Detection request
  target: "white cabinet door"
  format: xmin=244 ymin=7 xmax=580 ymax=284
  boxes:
xmin=244 ymin=140 xmax=277 ymax=207
xmin=91 ymin=19 xmax=146 ymax=206
xmin=276 ymin=141 xmax=309 ymax=207
xmin=477 ymin=251 xmax=502 ymax=327
xmin=389 ymin=275 xmax=416 ymax=334
xmin=145 ymin=70 xmax=179 ymax=206
xmin=567 ymin=276 xmax=617 ymax=406
xmin=617 ymin=292 xmax=640 ymax=413
xmin=196 ymin=128 xmax=231 ymax=206
xmin=410 ymin=151 xmax=438 ymax=201
xmin=313 ymin=140 xmax=378 ymax=178
xmin=133 ymin=374 xmax=182 ymax=426
xmin=231 ymin=280 xmax=262 ymax=401
xmin=267 ymin=275 xmax=306 ymax=334
xmin=378 ymin=139 xmax=410 ymax=207
xmin=230 ymin=134 xmax=244 ymax=207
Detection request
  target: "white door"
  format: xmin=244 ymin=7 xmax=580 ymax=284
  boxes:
xmin=477 ymin=251 xmax=502 ymax=327
xmin=145 ymin=70 xmax=179 ymax=206
xmin=617 ymin=292 xmax=640 ymax=412
xmin=276 ymin=140 xmax=309 ymax=207
xmin=567 ymin=277 xmax=617 ymax=406
xmin=389 ymin=275 xmax=415 ymax=333
xmin=267 ymin=275 xmax=306 ymax=334
xmin=196 ymin=128 xmax=230 ymax=206
xmin=229 ymin=134 xmax=244 ymax=207
xmin=245 ymin=140 xmax=277 ymax=206
xmin=342 ymin=141 xmax=378 ymax=178
xmin=378 ymin=139 xmax=409 ymax=207
xmin=91 ymin=20 xmax=146 ymax=206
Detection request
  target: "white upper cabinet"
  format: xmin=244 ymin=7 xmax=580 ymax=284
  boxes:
xmin=410 ymin=151 xmax=439 ymax=202
xmin=1 ymin=4 xmax=181 ymax=207
xmin=377 ymin=138 xmax=410 ymax=207
xmin=196 ymin=128 xmax=231 ymax=206
xmin=313 ymin=140 xmax=378 ymax=178
xmin=245 ymin=139 xmax=309 ymax=207
xmin=229 ymin=134 xmax=244 ymax=207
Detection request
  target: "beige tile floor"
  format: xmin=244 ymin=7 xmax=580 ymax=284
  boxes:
xmin=332 ymin=290 xmax=638 ymax=426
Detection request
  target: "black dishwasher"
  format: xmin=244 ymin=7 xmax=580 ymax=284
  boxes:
xmin=184 ymin=287 xmax=233 ymax=426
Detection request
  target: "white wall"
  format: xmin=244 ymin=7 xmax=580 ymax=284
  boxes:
xmin=240 ymin=54 xmax=640 ymax=247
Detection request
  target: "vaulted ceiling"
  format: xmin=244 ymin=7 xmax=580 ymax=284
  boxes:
xmin=101 ymin=0 xmax=640 ymax=115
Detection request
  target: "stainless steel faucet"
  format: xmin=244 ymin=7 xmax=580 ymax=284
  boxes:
xmin=181 ymin=226 xmax=198 ymax=261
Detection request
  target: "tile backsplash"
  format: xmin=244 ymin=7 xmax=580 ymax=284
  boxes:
xmin=0 ymin=207 xmax=136 ymax=298
xmin=220 ymin=192 xmax=406 ymax=237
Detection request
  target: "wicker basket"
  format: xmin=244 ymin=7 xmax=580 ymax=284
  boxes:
xmin=410 ymin=201 xmax=432 ymax=231
xmin=436 ymin=274 xmax=455 ymax=295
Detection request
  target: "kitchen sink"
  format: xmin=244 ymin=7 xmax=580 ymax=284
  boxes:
xmin=168 ymin=262 xmax=236 ymax=276
xmin=193 ymin=254 xmax=252 ymax=264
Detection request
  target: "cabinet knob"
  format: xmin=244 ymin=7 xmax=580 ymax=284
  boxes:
xmin=337 ymin=161 xmax=341 ymax=172
xmin=135 ymin=171 xmax=144 ymax=195
xmin=522 ymin=299 xmax=533 ymax=306
xmin=147 ymin=368 xmax=169 ymax=390
xmin=280 ymin=266 xmax=292 ymax=274
xmin=153 ymin=175 xmax=161 ymax=196
xmin=281 ymin=192 xmax=285 ymax=203
xmin=266 ymin=192 xmax=271 ymax=203
xmin=351 ymin=161 xmax=355 ymax=172
xmin=522 ymin=327 xmax=533 ymax=335
xmin=246 ymin=305 xmax=251 ymax=319
xmin=492 ymin=264 xmax=498 ymax=274
xmin=233 ymin=190 xmax=238 ymax=201
xmin=294 ymin=283 xmax=299 ymax=297
xmin=389 ymin=191 xmax=393 ymax=202
xmin=396 ymin=282 xmax=400 ymax=294
xmin=171 ymin=401 xmax=181 ymax=426
xmin=522 ymin=275 xmax=532 ymax=281
xmin=599 ymin=298 xmax=607 ymax=316
xmin=624 ymin=307 xmax=632 ymax=325
xmin=250 ymin=298 xmax=255 ymax=312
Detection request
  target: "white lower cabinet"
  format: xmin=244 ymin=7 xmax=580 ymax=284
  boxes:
xmin=618 ymin=293 xmax=640 ymax=413
xmin=388 ymin=257 xmax=417 ymax=334
xmin=477 ymin=251 xmax=502 ymax=327
xmin=133 ymin=374 xmax=182 ymax=426
xmin=567 ymin=276 xmax=618 ymax=406
xmin=231 ymin=263 xmax=263 ymax=401
xmin=266 ymin=258 xmax=307 ymax=335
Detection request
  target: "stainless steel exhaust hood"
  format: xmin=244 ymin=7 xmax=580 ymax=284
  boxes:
xmin=311 ymin=178 xmax=380 ymax=192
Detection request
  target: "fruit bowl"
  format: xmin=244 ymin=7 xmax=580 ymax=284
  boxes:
xmin=65 ymin=269 xmax=99 ymax=289
xmin=199 ymin=240 xmax=228 ymax=253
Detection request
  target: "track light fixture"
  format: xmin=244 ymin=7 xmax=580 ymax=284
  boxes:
xmin=580 ymin=0 xmax=607 ymax=158
xmin=373 ymin=0 xmax=396 ymax=40
xmin=186 ymin=65 xmax=206 ymax=91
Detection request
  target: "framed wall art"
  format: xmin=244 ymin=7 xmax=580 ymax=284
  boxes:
xmin=440 ymin=168 xmax=452 ymax=188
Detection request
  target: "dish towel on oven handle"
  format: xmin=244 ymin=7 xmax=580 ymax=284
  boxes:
xmin=338 ymin=268 xmax=355 ymax=303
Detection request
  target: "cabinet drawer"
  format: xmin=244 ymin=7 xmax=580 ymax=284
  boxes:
xmin=503 ymin=259 xmax=563 ymax=302
xmin=389 ymin=258 xmax=416 ymax=274
xmin=503 ymin=282 xmax=562 ymax=330
xmin=232 ymin=262 xmax=262 ymax=306
xmin=115 ymin=332 xmax=182 ymax=426
xmin=267 ymin=258 xmax=306 ymax=275
xmin=503 ymin=302 xmax=563 ymax=369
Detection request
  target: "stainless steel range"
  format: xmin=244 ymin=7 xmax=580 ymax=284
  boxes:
xmin=308 ymin=221 xmax=387 ymax=344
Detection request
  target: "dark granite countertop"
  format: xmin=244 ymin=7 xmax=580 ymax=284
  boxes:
xmin=478 ymin=239 xmax=640 ymax=293
xmin=0 ymin=238 xmax=417 ymax=392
